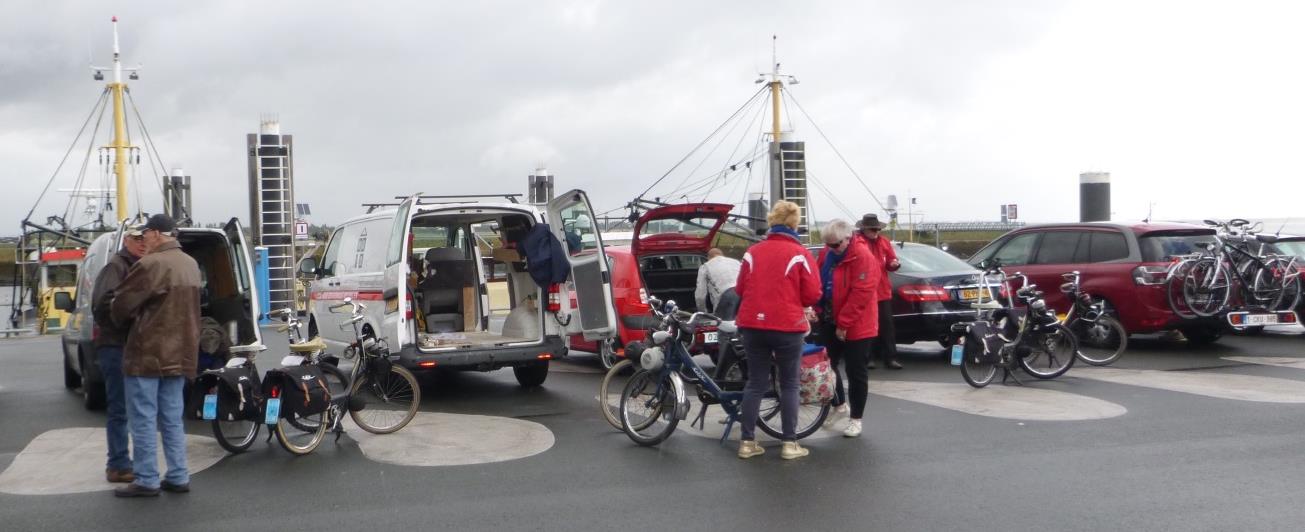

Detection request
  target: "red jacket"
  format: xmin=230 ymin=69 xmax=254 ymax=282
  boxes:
xmin=735 ymin=232 xmax=822 ymax=333
xmin=856 ymin=233 xmax=900 ymax=301
xmin=817 ymin=240 xmax=881 ymax=341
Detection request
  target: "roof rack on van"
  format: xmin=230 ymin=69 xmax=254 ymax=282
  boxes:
xmin=361 ymin=194 xmax=524 ymax=213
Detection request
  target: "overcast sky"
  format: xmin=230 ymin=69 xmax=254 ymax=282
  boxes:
xmin=4 ymin=0 xmax=1304 ymax=234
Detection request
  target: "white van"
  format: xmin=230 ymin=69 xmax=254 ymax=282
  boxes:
xmin=300 ymin=191 xmax=617 ymax=387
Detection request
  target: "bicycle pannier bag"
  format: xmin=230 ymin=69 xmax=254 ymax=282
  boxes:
xmin=799 ymin=344 xmax=836 ymax=405
xmin=263 ymin=365 xmax=331 ymax=417
xmin=966 ymin=322 xmax=1005 ymax=363
xmin=190 ymin=364 xmax=262 ymax=421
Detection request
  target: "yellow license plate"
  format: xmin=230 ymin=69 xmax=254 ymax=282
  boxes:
xmin=960 ymin=288 xmax=982 ymax=300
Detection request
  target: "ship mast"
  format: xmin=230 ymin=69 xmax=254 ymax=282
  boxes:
xmin=91 ymin=16 xmax=139 ymax=223
xmin=759 ymin=36 xmax=806 ymax=234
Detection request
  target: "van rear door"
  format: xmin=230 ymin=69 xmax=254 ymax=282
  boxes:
xmin=224 ymin=218 xmax=264 ymax=352
xmin=546 ymin=190 xmax=618 ymax=340
xmin=384 ymin=195 xmax=419 ymax=348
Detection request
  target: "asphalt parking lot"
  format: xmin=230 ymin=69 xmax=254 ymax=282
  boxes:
xmin=2 ymin=326 xmax=1305 ymax=531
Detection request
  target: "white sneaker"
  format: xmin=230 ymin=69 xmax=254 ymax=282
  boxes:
xmin=824 ymin=403 xmax=849 ymax=426
xmin=843 ymin=419 xmax=863 ymax=438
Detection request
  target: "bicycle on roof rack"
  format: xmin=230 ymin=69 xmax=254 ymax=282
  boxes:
xmin=1165 ymin=219 xmax=1301 ymax=319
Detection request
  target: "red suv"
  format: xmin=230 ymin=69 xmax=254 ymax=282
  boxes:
xmin=966 ymin=222 xmax=1225 ymax=344
xmin=570 ymin=203 xmax=732 ymax=365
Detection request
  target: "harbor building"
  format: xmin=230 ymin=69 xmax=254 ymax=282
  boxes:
xmin=246 ymin=117 xmax=297 ymax=312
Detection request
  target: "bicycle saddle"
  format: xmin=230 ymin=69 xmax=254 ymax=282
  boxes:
xmin=289 ymin=336 xmax=327 ymax=353
xmin=1256 ymin=234 xmax=1279 ymax=244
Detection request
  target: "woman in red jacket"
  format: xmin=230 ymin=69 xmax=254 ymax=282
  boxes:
xmin=816 ymin=219 xmax=880 ymax=438
xmin=734 ymin=201 xmax=822 ymax=460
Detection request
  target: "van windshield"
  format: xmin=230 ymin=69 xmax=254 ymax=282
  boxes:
xmin=1139 ymin=231 xmax=1216 ymax=262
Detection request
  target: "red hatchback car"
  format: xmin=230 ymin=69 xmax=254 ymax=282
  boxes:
xmin=570 ymin=203 xmax=732 ymax=367
xmin=966 ymin=221 xmax=1227 ymax=344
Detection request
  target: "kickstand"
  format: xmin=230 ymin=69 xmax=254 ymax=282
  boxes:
xmin=691 ymin=404 xmax=708 ymax=430
xmin=718 ymin=412 xmax=738 ymax=446
xmin=1000 ymin=367 xmax=1024 ymax=386
xmin=265 ymin=426 xmax=274 ymax=443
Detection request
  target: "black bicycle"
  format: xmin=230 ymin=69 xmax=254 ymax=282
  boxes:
xmin=950 ymin=262 xmax=1077 ymax=388
xmin=1060 ymin=271 xmax=1127 ymax=366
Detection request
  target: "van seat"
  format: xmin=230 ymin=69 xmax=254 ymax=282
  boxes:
xmin=420 ymin=247 xmax=475 ymax=332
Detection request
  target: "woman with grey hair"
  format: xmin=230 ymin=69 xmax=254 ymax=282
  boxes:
xmin=815 ymin=218 xmax=880 ymax=437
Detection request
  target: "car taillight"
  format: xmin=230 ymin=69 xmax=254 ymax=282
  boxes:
xmin=638 ymin=288 xmax=649 ymax=305
xmin=1132 ymin=265 xmax=1169 ymax=285
xmin=547 ymin=284 xmax=561 ymax=313
xmin=899 ymin=284 xmax=950 ymax=302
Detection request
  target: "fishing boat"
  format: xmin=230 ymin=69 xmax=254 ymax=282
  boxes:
xmin=7 ymin=16 xmax=173 ymax=336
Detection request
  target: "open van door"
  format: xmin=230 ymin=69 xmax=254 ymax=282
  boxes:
xmin=224 ymin=218 xmax=264 ymax=353
xmin=546 ymin=189 xmax=617 ymax=340
xmin=384 ymin=194 xmax=420 ymax=348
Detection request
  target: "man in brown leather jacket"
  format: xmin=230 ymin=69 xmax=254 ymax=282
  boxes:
xmin=90 ymin=224 xmax=147 ymax=484
xmin=109 ymin=214 xmax=202 ymax=497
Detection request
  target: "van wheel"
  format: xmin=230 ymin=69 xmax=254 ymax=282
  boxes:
xmin=308 ymin=317 xmax=319 ymax=339
xmin=63 ymin=349 xmax=81 ymax=389
xmin=80 ymin=350 xmax=106 ymax=410
xmin=513 ymin=361 xmax=549 ymax=388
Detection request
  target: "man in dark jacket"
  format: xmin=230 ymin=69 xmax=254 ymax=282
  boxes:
xmin=110 ymin=214 xmax=202 ymax=497
xmin=90 ymin=224 xmax=147 ymax=484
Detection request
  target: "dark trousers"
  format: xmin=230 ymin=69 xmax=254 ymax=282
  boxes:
xmin=738 ymin=327 xmax=804 ymax=441
xmin=97 ymin=346 xmax=131 ymax=471
xmin=821 ymin=322 xmax=871 ymax=419
xmin=872 ymin=299 xmax=898 ymax=363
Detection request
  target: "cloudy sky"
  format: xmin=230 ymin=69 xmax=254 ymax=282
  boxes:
xmin=4 ymin=0 xmax=1304 ymax=234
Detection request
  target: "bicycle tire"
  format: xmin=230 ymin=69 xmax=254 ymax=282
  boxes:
xmin=599 ymin=359 xmax=640 ymax=430
xmin=275 ymin=409 xmax=328 ymax=455
xmin=1258 ymin=257 xmax=1302 ymax=311
xmin=960 ymin=337 xmax=996 ymax=388
xmin=1165 ymin=260 xmax=1198 ymax=319
xmin=619 ymin=370 xmax=679 ymax=446
xmin=1182 ymin=259 xmax=1230 ymax=317
xmin=1070 ymin=315 xmax=1127 ymax=366
xmin=349 ymin=363 xmax=421 ymax=434
xmin=1020 ymin=323 xmax=1077 ymax=379
xmin=741 ymin=360 xmax=829 ymax=441
xmin=212 ymin=419 xmax=260 ymax=454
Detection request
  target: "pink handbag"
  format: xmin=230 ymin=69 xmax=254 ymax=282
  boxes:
xmin=799 ymin=346 xmax=836 ymax=405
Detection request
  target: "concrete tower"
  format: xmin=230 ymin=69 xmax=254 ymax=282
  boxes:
xmin=246 ymin=116 xmax=297 ymax=312
xmin=1079 ymin=172 xmax=1111 ymax=222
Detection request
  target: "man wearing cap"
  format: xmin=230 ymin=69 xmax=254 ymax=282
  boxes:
xmin=90 ymin=223 xmax=148 ymax=484
xmin=855 ymin=214 xmax=903 ymax=369
xmin=110 ymin=214 xmax=202 ymax=497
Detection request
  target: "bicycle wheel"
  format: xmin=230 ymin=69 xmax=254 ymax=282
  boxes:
xmin=1070 ymin=315 xmax=1127 ymax=366
xmin=1165 ymin=260 xmax=1198 ymax=319
xmin=619 ymin=370 xmax=679 ymax=446
xmin=1182 ymin=259 xmax=1230 ymax=317
xmin=960 ymin=338 xmax=996 ymax=388
xmin=599 ymin=359 xmax=641 ymax=430
xmin=212 ymin=419 xmax=259 ymax=454
xmin=349 ymin=363 xmax=420 ymax=434
xmin=1256 ymin=257 xmax=1302 ymax=311
xmin=275 ymin=409 xmax=328 ymax=455
xmin=1020 ymin=323 xmax=1077 ymax=379
xmin=756 ymin=395 xmax=830 ymax=440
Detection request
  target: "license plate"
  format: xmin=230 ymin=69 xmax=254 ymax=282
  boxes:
xmin=264 ymin=398 xmax=281 ymax=424
xmin=960 ymin=288 xmax=984 ymax=300
xmin=703 ymin=332 xmax=718 ymax=344
xmin=202 ymin=394 xmax=218 ymax=420
xmin=950 ymin=344 xmax=963 ymax=366
xmin=1246 ymin=314 xmax=1279 ymax=326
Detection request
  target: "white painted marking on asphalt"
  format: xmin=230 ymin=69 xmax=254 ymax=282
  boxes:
xmin=1074 ymin=367 xmax=1305 ymax=403
xmin=344 ymin=412 xmax=553 ymax=467
xmin=1222 ymin=356 xmax=1305 ymax=369
xmin=870 ymin=380 xmax=1127 ymax=421
xmin=0 ymin=428 xmax=225 ymax=495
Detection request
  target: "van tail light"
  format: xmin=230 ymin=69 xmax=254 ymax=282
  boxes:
xmin=899 ymin=284 xmax=950 ymax=302
xmin=1133 ymin=265 xmax=1169 ymax=286
xmin=404 ymin=291 xmax=415 ymax=320
xmin=639 ymin=288 xmax=649 ymax=305
xmin=547 ymin=284 xmax=562 ymax=313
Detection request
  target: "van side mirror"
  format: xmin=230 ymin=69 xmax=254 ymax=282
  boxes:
xmin=53 ymin=291 xmax=74 ymax=312
xmin=298 ymin=257 xmax=318 ymax=276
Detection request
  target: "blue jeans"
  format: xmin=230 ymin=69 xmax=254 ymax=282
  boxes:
xmin=125 ymin=376 xmax=189 ymax=488
xmin=96 ymin=346 xmax=131 ymax=471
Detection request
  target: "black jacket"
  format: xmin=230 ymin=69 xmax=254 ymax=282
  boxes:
xmin=520 ymin=223 xmax=570 ymax=287
xmin=91 ymin=247 xmax=138 ymax=348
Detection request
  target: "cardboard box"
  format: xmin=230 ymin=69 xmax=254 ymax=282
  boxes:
xmin=463 ymin=286 xmax=477 ymax=330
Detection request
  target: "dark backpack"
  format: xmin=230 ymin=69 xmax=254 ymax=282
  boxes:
xmin=190 ymin=364 xmax=262 ymax=421
xmin=262 ymin=365 xmax=332 ymax=418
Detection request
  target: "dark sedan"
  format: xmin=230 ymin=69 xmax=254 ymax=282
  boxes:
xmin=808 ymin=242 xmax=998 ymax=347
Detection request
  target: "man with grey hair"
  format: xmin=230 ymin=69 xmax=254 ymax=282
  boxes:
xmin=110 ymin=214 xmax=201 ymax=497
xmin=695 ymin=248 xmax=741 ymax=318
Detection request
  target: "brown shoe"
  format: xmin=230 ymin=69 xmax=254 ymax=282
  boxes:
xmin=113 ymin=483 xmax=160 ymax=498
xmin=106 ymin=469 xmax=135 ymax=483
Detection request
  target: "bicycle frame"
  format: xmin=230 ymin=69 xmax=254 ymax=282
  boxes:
xmin=644 ymin=304 xmax=744 ymax=444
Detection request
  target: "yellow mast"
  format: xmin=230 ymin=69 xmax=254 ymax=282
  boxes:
xmin=770 ymin=78 xmax=782 ymax=142
xmin=96 ymin=16 xmax=137 ymax=223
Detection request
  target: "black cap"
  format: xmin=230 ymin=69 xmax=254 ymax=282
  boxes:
xmin=857 ymin=213 xmax=887 ymax=230
xmin=144 ymin=213 xmax=176 ymax=234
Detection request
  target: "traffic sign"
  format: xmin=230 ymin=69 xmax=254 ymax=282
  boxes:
xmin=294 ymin=220 xmax=309 ymax=240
